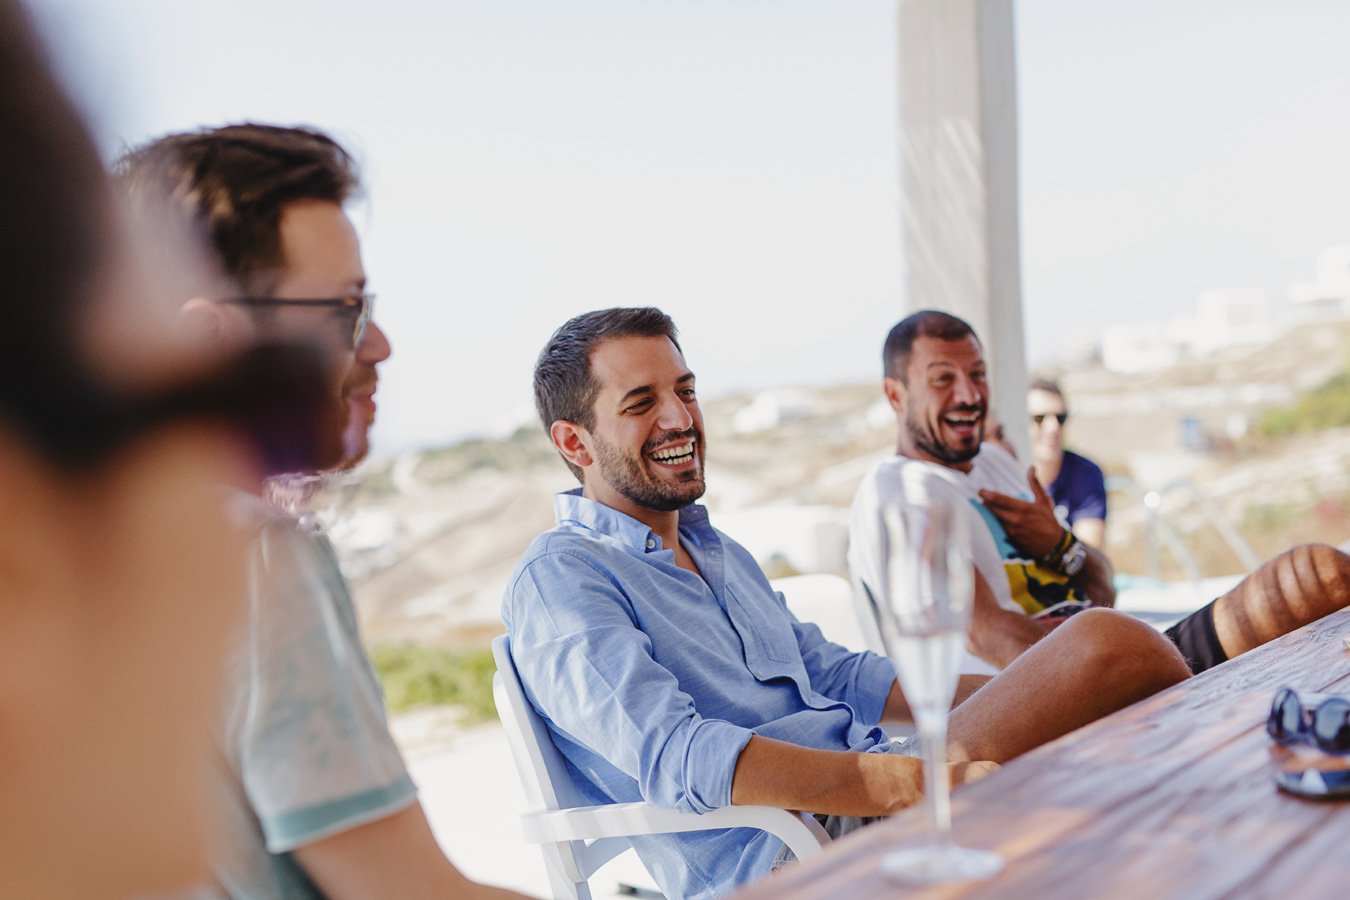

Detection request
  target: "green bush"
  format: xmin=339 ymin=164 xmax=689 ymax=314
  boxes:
xmin=369 ymin=642 xmax=498 ymax=723
xmin=1256 ymin=369 xmax=1350 ymax=436
xmin=761 ymin=552 xmax=802 ymax=580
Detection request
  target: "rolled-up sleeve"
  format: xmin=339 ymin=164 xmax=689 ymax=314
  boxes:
xmin=505 ymin=550 xmax=754 ymax=814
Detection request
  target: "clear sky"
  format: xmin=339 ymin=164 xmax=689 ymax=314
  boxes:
xmin=32 ymin=0 xmax=1350 ymax=453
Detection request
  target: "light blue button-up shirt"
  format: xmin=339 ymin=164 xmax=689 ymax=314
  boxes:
xmin=502 ymin=490 xmax=896 ymax=899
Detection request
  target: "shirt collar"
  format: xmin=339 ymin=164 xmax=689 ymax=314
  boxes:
xmin=554 ymin=487 xmax=711 ymax=553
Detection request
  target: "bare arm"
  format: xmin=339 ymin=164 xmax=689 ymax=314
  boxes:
xmin=729 ymin=735 xmax=995 ymax=818
xmin=978 ymin=469 xmax=1117 ymax=608
xmin=966 ymin=569 xmax=1051 ymax=668
xmin=293 ymin=801 xmax=531 ymax=900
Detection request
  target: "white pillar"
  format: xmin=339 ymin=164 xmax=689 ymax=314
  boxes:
xmin=898 ymin=0 xmax=1028 ymax=459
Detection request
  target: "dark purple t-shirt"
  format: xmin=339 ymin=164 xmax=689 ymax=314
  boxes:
xmin=1048 ymin=449 xmax=1106 ymax=526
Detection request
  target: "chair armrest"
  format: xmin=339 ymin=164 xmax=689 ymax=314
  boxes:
xmin=521 ymin=801 xmax=828 ymax=861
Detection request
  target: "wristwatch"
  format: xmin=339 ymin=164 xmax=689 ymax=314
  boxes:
xmin=1044 ymin=530 xmax=1087 ymax=577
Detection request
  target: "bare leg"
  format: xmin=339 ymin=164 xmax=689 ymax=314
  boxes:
xmin=947 ymin=608 xmax=1190 ymax=764
xmin=1211 ymin=543 xmax=1350 ymax=659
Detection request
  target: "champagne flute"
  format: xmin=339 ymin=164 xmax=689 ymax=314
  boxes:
xmin=871 ymin=497 xmax=1002 ymax=883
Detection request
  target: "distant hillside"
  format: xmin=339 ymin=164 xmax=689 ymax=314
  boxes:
xmin=320 ymin=317 xmax=1349 ymax=648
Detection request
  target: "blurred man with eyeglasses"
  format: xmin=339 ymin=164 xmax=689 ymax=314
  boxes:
xmin=1026 ymin=378 xmax=1106 ymax=549
xmin=117 ymin=124 xmax=526 ymax=900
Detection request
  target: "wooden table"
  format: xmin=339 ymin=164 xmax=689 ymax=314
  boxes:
xmin=737 ymin=608 xmax=1350 ymax=899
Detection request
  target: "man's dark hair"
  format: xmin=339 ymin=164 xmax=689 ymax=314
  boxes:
xmin=1028 ymin=377 xmax=1065 ymax=404
xmin=0 ymin=0 xmax=120 ymax=462
xmin=534 ymin=307 xmax=681 ymax=481
xmin=113 ymin=123 xmax=359 ymax=293
xmin=882 ymin=309 xmax=980 ymax=382
xmin=0 ymin=15 xmax=333 ymax=472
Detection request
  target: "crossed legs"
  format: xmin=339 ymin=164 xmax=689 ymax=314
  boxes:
xmin=943 ymin=545 xmax=1350 ymax=765
xmin=947 ymin=608 xmax=1191 ymax=764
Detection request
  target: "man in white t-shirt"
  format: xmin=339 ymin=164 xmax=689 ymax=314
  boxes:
xmin=851 ymin=310 xmax=1350 ymax=674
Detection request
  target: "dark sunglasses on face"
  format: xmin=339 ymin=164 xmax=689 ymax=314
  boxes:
xmin=22 ymin=342 xmax=335 ymax=477
xmin=1030 ymin=412 xmax=1068 ymax=427
xmin=217 ymin=293 xmax=375 ymax=347
xmin=1267 ymin=687 xmax=1350 ymax=754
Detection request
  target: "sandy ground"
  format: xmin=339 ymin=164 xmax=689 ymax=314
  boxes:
xmin=397 ymin=713 xmax=656 ymax=899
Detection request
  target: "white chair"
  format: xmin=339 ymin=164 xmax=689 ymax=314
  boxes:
xmin=850 ymin=578 xmax=887 ymax=656
xmin=771 ymin=573 xmax=870 ymax=652
xmin=491 ymin=635 xmax=829 ymax=900
xmin=780 ymin=575 xmax=917 ymax=740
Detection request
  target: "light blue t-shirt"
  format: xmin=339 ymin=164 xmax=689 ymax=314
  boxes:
xmin=193 ymin=495 xmax=416 ymax=899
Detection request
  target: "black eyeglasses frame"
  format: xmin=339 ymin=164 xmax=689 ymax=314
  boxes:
xmin=217 ymin=293 xmax=375 ymax=347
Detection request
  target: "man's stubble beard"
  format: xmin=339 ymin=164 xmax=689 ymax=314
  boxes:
xmin=592 ymin=429 xmax=706 ymax=512
xmin=337 ymin=405 xmax=372 ymax=471
xmin=905 ymin=406 xmax=982 ymax=467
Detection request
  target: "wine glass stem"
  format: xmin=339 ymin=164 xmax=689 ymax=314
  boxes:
xmin=918 ymin=714 xmax=953 ymax=843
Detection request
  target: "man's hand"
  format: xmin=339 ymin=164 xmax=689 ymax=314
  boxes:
xmin=977 ymin=467 xmax=1065 ymax=560
xmin=732 ymin=736 xmax=998 ymax=818
xmin=884 ymin=758 xmax=1001 ymax=810
xmin=979 ymin=468 xmax=1118 ymax=608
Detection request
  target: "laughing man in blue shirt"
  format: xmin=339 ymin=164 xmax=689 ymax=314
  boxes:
xmin=503 ymin=308 xmax=1192 ymax=899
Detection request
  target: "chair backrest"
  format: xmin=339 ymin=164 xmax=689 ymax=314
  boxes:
xmin=493 ymin=634 xmax=587 ymax=813
xmin=494 ymin=634 xmax=835 ymax=899
xmin=772 ymin=573 xmax=871 ymax=652
xmin=850 ymin=577 xmax=887 ymax=655
xmin=492 ymin=634 xmax=600 ymax=898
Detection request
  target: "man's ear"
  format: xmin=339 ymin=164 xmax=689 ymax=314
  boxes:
xmin=883 ymin=376 xmax=906 ymax=414
xmin=177 ymin=297 xmax=227 ymax=347
xmin=549 ymin=419 xmax=594 ymax=470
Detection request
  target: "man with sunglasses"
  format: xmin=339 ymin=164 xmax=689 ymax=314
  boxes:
xmin=852 ymin=309 xmax=1350 ymax=675
xmin=1027 ymin=378 xmax=1106 ymax=549
xmin=117 ymin=125 xmax=525 ymax=900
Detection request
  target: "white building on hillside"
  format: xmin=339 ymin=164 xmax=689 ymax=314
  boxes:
xmin=1288 ymin=244 xmax=1350 ymax=316
xmin=732 ymin=389 xmax=815 ymax=434
xmin=1101 ymin=288 xmax=1273 ymax=373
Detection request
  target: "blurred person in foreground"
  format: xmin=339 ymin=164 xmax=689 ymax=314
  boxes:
xmin=1026 ymin=377 xmax=1106 ymax=548
xmin=851 ymin=310 xmax=1350 ymax=674
xmin=0 ymin=4 xmax=338 ymax=897
xmin=117 ymin=125 xmax=527 ymax=899
xmin=502 ymin=307 xmax=1191 ymax=900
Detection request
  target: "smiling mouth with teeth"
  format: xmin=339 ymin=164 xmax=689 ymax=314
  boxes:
xmin=649 ymin=441 xmax=696 ymax=465
xmin=942 ymin=410 xmax=984 ymax=433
